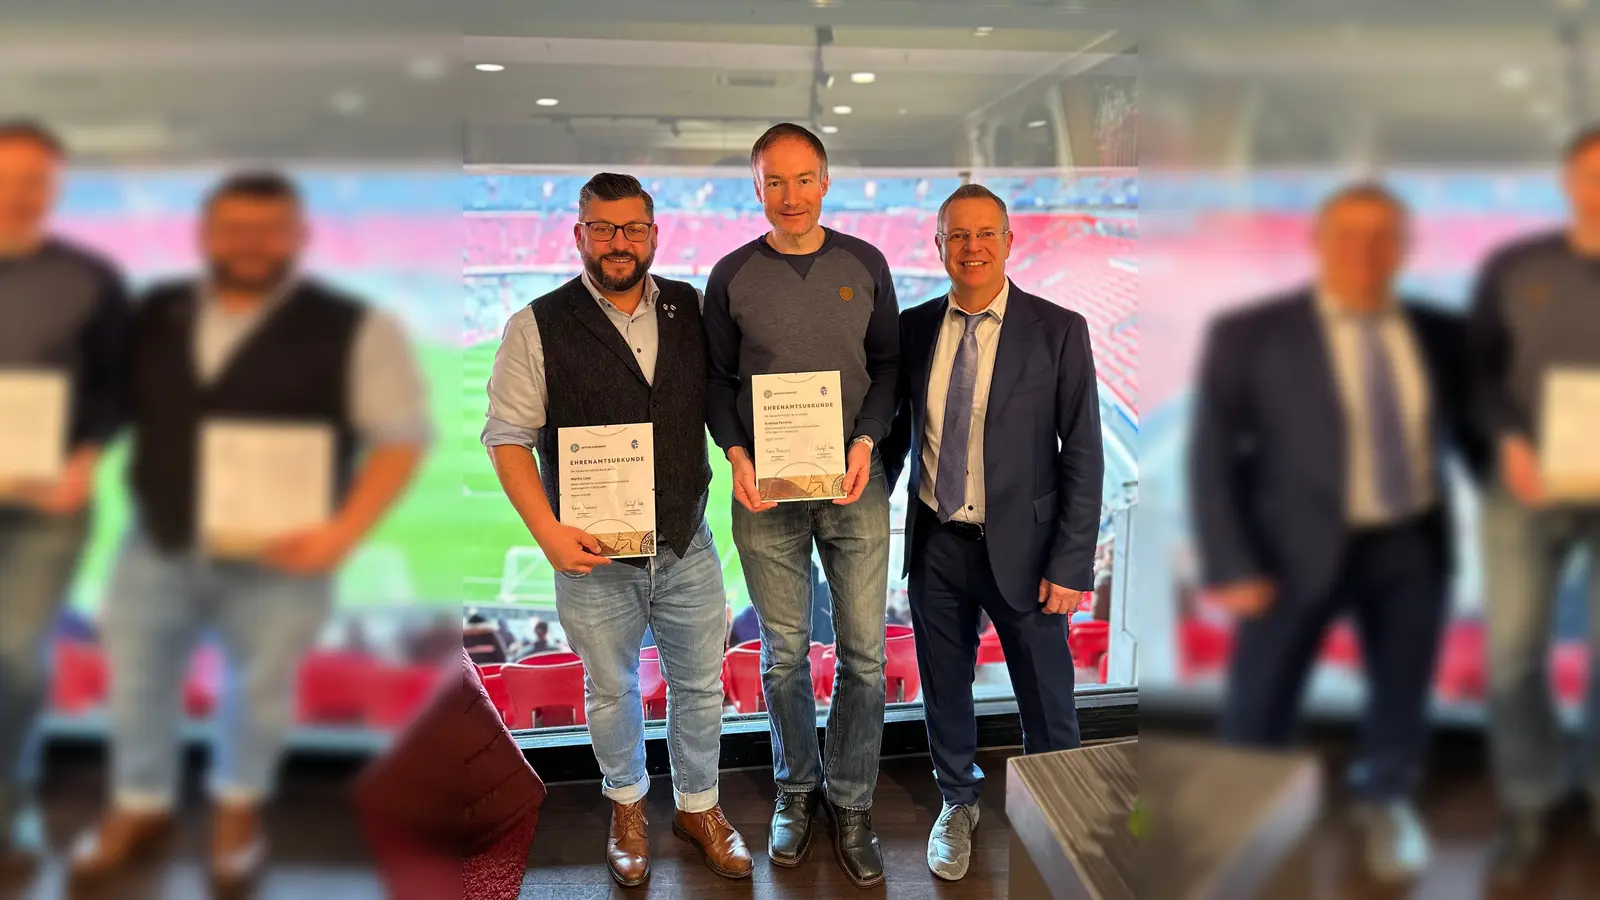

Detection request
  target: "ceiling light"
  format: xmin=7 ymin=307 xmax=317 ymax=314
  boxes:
xmin=1499 ymin=66 xmax=1531 ymax=91
xmin=536 ymin=98 xmax=560 ymax=107
xmin=1027 ymin=119 xmax=1048 ymax=128
xmin=833 ymin=105 xmax=853 ymax=115
xmin=826 ymin=74 xmax=836 ymax=88
xmin=851 ymin=72 xmax=876 ymax=84
xmin=331 ymin=90 xmax=366 ymax=115
xmin=898 ymin=107 xmax=909 ymax=116
xmin=474 ymin=63 xmax=505 ymax=72
xmin=974 ymin=26 xmax=994 ymax=36
xmin=822 ymin=125 xmax=840 ymax=134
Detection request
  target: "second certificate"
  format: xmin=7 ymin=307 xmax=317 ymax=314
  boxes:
xmin=559 ymin=423 xmax=656 ymax=557
xmin=753 ymin=371 xmax=846 ymax=502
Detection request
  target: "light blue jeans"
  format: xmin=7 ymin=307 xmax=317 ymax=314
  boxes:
xmin=553 ymin=521 xmax=729 ymax=812
xmin=730 ymin=458 xmax=890 ymax=811
xmin=1480 ymin=488 xmax=1600 ymax=813
xmin=0 ymin=507 xmax=89 ymax=822
xmin=103 ymin=530 xmax=332 ymax=812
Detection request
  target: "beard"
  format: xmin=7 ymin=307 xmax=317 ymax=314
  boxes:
xmin=207 ymin=258 xmax=295 ymax=294
xmin=582 ymin=246 xmax=655 ymax=293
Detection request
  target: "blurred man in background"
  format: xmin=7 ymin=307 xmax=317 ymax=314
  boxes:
xmin=68 ymin=172 xmax=429 ymax=890
xmin=883 ymin=184 xmax=1103 ymax=881
xmin=0 ymin=119 xmax=130 ymax=875
xmin=1188 ymin=183 xmax=1484 ymax=883
xmin=483 ymin=173 xmax=750 ymax=885
xmin=1469 ymin=126 xmax=1600 ymax=881
xmin=703 ymin=123 xmax=898 ymax=888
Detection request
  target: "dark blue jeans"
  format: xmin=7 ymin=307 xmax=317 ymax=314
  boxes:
xmin=730 ymin=459 xmax=890 ymax=810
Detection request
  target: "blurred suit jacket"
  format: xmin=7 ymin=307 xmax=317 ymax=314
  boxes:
xmin=1187 ymin=289 xmax=1489 ymax=603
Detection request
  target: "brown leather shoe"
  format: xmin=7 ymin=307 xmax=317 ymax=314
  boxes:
xmin=607 ymin=799 xmax=651 ymax=887
xmin=66 ymin=808 xmax=174 ymax=882
xmin=210 ymin=801 xmax=267 ymax=892
xmin=672 ymin=806 xmax=753 ymax=879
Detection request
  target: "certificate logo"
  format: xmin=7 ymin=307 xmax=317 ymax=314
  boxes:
xmin=569 ymin=443 xmax=580 ymax=453
xmin=631 ymin=439 xmax=639 ymax=449
xmin=820 ymin=386 xmax=829 ymax=397
xmin=839 ymin=286 xmax=854 ymax=301
xmin=763 ymin=389 xmax=773 ymax=399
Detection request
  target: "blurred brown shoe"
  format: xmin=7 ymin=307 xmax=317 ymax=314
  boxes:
xmin=673 ymin=805 xmax=752 ymax=879
xmin=66 ymin=808 xmax=173 ymax=882
xmin=210 ymin=801 xmax=267 ymax=891
xmin=607 ymin=799 xmax=650 ymax=887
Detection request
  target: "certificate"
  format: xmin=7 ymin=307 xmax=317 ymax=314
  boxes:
xmin=752 ymin=371 xmax=846 ymax=502
xmin=559 ymin=423 xmax=656 ymax=557
xmin=0 ymin=370 xmax=68 ymax=493
xmin=198 ymin=420 xmax=335 ymax=558
xmin=1541 ymin=368 xmax=1600 ymax=501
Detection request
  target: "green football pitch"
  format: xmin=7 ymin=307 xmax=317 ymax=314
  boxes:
xmin=67 ymin=339 xmax=753 ymax=614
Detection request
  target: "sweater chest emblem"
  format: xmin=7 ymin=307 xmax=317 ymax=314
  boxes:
xmin=839 ymin=286 xmax=854 ymax=301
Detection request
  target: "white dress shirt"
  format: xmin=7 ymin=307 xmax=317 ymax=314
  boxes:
xmin=1314 ymin=291 xmax=1436 ymax=527
xmin=919 ymin=279 xmax=1010 ymax=524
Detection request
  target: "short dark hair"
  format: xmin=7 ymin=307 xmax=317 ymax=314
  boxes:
xmin=1564 ymin=123 xmax=1600 ymax=164
xmin=1314 ymin=180 xmax=1409 ymax=226
xmin=204 ymin=170 xmax=302 ymax=212
xmin=0 ymin=118 xmax=65 ymax=157
xmin=938 ymin=183 xmax=1010 ymax=233
xmin=578 ymin=172 xmax=654 ymax=220
xmin=750 ymin=123 xmax=829 ymax=178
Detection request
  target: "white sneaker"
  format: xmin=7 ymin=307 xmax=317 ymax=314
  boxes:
xmin=1352 ymin=800 xmax=1430 ymax=883
xmin=927 ymin=802 xmax=979 ymax=881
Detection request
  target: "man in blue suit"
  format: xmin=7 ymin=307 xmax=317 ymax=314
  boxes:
xmin=1188 ymin=183 xmax=1486 ymax=883
xmin=882 ymin=183 xmax=1104 ymax=882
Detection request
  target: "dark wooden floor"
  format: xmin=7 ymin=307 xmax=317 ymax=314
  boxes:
xmin=5 ymin=731 xmax=1599 ymax=899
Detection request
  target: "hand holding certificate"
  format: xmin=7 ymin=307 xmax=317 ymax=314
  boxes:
xmin=752 ymin=371 xmax=847 ymax=502
xmin=0 ymin=370 xmax=68 ymax=501
xmin=199 ymin=420 xmax=335 ymax=559
xmin=559 ymin=423 xmax=656 ymax=558
xmin=1539 ymin=368 xmax=1600 ymax=503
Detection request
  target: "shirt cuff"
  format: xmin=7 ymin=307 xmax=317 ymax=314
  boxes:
xmin=481 ymin=417 xmax=542 ymax=451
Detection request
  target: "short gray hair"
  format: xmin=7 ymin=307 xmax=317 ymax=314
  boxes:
xmin=938 ymin=183 xmax=1010 ymax=233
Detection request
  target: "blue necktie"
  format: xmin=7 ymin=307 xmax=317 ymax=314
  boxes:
xmin=1360 ymin=318 xmax=1413 ymax=516
xmin=936 ymin=312 xmax=983 ymax=522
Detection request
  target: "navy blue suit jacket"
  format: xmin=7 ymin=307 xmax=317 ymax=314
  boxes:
xmin=1187 ymin=290 xmax=1489 ymax=603
xmin=882 ymin=281 xmax=1105 ymax=609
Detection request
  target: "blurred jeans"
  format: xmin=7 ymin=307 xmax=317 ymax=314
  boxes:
xmin=102 ymin=530 xmax=331 ymax=812
xmin=553 ymin=521 xmax=727 ymax=812
xmin=0 ymin=507 xmax=88 ymax=823
xmin=731 ymin=457 xmax=889 ymax=810
xmin=1481 ymin=489 xmax=1600 ymax=813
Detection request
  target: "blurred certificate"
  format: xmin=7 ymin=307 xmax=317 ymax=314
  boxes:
xmin=0 ymin=371 xmax=68 ymax=494
xmin=1541 ymin=368 xmax=1600 ymax=501
xmin=753 ymin=371 xmax=846 ymax=502
xmin=559 ymin=423 xmax=656 ymax=558
xmin=199 ymin=420 xmax=334 ymax=558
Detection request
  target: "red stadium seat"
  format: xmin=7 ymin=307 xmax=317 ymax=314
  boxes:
xmin=183 ymin=645 xmax=223 ymax=719
xmin=722 ymin=639 xmax=765 ymax=714
xmin=296 ymin=650 xmax=372 ymax=725
xmin=813 ymin=644 xmax=837 ymax=704
xmin=1068 ymin=620 xmax=1109 ymax=671
xmin=977 ymin=626 xmax=1006 ymax=667
xmin=1552 ymin=642 xmax=1588 ymax=705
xmin=480 ymin=672 xmax=512 ymax=725
xmin=885 ymin=624 xmax=920 ymax=703
xmin=1177 ymin=618 xmax=1233 ymax=679
xmin=638 ymin=647 xmax=668 ymax=720
xmin=367 ymin=664 xmax=446 ymax=729
xmin=501 ymin=661 xmax=587 ymax=729
xmin=477 ymin=663 xmax=504 ymax=678
xmin=51 ymin=640 xmax=108 ymax=714
xmin=517 ymin=650 xmax=581 ymax=667
xmin=1097 ymin=653 xmax=1110 ymax=685
xmin=1320 ymin=622 xmax=1362 ymax=669
xmin=1434 ymin=619 xmax=1486 ymax=702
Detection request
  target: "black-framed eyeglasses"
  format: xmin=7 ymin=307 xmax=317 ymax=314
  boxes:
xmin=936 ymin=229 xmax=1011 ymax=245
xmin=581 ymin=221 xmax=654 ymax=242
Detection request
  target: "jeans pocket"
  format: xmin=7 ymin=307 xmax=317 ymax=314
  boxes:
xmin=690 ymin=523 xmax=715 ymax=551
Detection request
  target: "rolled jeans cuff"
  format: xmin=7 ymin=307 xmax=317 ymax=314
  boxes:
xmin=602 ymin=774 xmax=650 ymax=807
xmin=675 ymin=783 xmax=719 ymax=814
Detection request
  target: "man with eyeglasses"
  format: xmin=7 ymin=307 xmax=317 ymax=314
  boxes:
xmin=703 ymin=123 xmax=898 ymax=888
xmin=483 ymin=173 xmax=751 ymax=887
xmin=882 ymin=183 xmax=1103 ymax=881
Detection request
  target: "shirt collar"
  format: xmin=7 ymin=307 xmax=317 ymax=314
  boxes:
xmin=199 ymin=274 xmax=301 ymax=314
xmin=1314 ymin=286 xmax=1399 ymax=322
xmin=580 ymin=269 xmax=658 ymax=316
xmin=946 ymin=278 xmax=1010 ymax=322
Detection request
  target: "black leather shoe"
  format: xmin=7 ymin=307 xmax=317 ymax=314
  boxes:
xmin=825 ymin=800 xmax=885 ymax=888
xmin=768 ymin=790 xmax=820 ymax=867
xmin=1488 ymin=812 xmax=1546 ymax=884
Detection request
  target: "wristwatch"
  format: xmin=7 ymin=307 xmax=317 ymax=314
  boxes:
xmin=851 ymin=436 xmax=875 ymax=451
